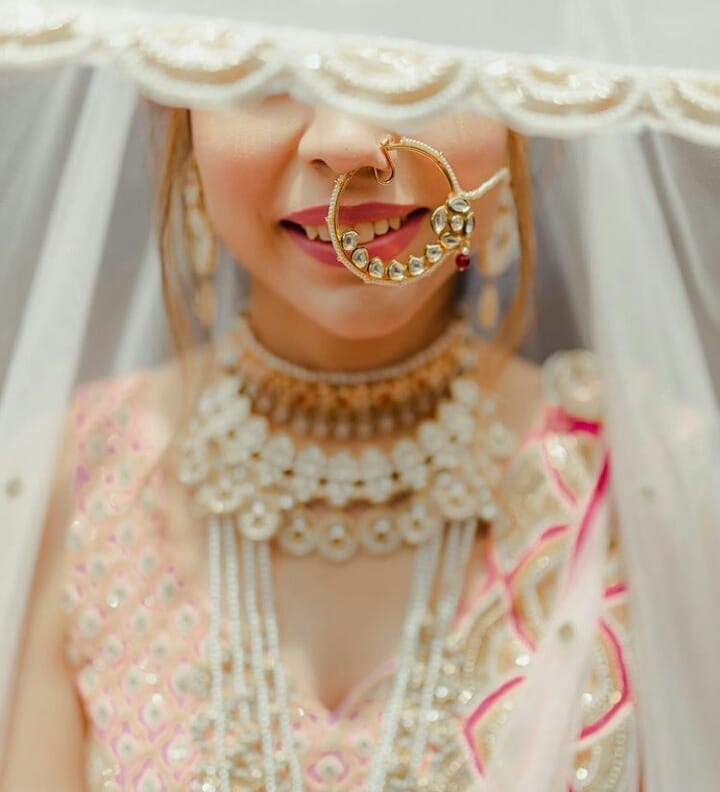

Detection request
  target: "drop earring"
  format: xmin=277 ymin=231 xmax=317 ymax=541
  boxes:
xmin=476 ymin=181 xmax=519 ymax=330
xmin=182 ymin=152 xmax=217 ymax=328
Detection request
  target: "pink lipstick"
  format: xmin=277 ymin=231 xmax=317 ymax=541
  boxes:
xmin=281 ymin=203 xmax=427 ymax=268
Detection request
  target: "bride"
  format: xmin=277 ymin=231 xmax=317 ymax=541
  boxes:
xmin=0 ymin=94 xmax=639 ymax=790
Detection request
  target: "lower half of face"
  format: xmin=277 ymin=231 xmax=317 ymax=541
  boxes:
xmin=190 ymin=101 xmax=508 ymax=340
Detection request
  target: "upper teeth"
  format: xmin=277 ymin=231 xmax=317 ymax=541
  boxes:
xmin=302 ymin=216 xmax=404 ymax=242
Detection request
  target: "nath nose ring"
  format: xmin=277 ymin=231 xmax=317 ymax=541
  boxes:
xmin=326 ymin=135 xmax=509 ymax=286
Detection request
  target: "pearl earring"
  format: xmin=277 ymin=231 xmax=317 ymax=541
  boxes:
xmin=476 ymin=181 xmax=519 ymax=330
xmin=182 ymin=152 xmax=217 ymax=328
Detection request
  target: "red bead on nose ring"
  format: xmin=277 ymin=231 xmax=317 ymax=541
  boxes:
xmin=455 ymin=252 xmax=471 ymax=271
xmin=326 ymin=135 xmax=509 ymax=286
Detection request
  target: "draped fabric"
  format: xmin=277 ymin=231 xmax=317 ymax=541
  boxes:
xmin=1 ymin=1 xmax=719 ymax=789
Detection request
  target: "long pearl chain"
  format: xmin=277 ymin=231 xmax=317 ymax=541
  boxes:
xmin=239 ymin=530 xmax=283 ymax=791
xmin=223 ymin=520 xmax=251 ymax=724
xmin=256 ymin=539 xmax=304 ymax=790
xmin=365 ymin=530 xmax=443 ymax=792
xmin=205 ymin=517 xmax=476 ymax=790
xmin=207 ymin=517 xmax=231 ymax=791
xmin=408 ymin=518 xmax=476 ymax=777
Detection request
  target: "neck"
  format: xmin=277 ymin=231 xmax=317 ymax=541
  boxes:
xmin=246 ymin=278 xmax=459 ymax=373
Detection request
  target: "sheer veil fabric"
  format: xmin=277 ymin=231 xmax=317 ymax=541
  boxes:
xmin=1 ymin=1 xmax=719 ymax=789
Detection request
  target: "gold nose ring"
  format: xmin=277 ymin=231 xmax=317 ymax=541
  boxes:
xmin=326 ymin=135 xmax=509 ymax=286
xmin=373 ymin=135 xmax=395 ymax=185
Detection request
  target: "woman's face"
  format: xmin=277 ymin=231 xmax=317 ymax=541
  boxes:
xmin=190 ymin=97 xmax=508 ymax=340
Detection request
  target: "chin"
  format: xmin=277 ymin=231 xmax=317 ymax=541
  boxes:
xmin=309 ymin=309 xmax=412 ymax=342
xmin=290 ymin=282 xmax=440 ymax=341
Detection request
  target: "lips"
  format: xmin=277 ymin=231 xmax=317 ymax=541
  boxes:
xmin=281 ymin=202 xmax=428 ymax=269
xmin=284 ymin=202 xmax=421 ymax=226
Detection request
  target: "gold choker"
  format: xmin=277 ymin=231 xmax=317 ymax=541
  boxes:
xmin=212 ymin=311 xmax=476 ymax=441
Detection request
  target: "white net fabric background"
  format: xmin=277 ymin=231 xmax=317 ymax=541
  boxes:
xmin=1 ymin=1 xmax=719 ymax=789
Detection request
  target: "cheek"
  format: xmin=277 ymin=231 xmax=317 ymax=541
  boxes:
xmin=456 ymin=118 xmax=508 ymax=173
xmin=298 ymin=263 xmax=459 ymax=340
xmin=454 ymin=121 xmax=509 ymax=243
xmin=190 ymin=111 xmax=285 ymax=244
xmin=418 ymin=116 xmax=509 ymax=246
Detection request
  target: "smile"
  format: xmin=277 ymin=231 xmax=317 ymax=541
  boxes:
xmin=281 ymin=202 xmax=428 ymax=269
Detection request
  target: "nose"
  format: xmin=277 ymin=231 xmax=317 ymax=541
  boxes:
xmin=297 ymin=106 xmax=391 ymax=177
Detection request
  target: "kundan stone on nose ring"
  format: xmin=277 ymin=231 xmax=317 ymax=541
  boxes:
xmin=326 ymin=135 xmax=509 ymax=286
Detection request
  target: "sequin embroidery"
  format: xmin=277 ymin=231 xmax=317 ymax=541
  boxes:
xmin=61 ymin=352 xmax=637 ymax=791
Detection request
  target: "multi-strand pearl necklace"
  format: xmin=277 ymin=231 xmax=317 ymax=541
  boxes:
xmin=180 ymin=315 xmax=516 ymax=790
xmin=176 ymin=313 xmax=514 ymax=563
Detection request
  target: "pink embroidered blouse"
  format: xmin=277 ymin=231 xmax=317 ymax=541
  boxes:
xmin=61 ymin=352 xmax=637 ymax=791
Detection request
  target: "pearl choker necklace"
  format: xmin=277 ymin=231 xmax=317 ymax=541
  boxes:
xmin=173 ymin=314 xmax=516 ymax=562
